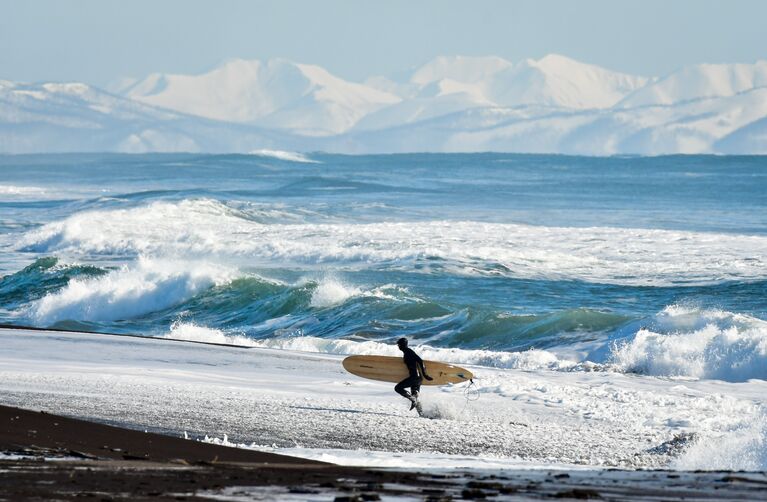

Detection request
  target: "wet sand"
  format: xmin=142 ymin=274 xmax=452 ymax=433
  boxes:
xmin=2 ymin=404 xmax=766 ymax=501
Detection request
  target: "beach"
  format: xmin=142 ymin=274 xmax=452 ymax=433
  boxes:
xmin=0 ymin=152 xmax=765 ymax=498
xmin=2 ymin=328 xmax=767 ymax=500
xmin=3 ymin=0 xmax=767 ymax=497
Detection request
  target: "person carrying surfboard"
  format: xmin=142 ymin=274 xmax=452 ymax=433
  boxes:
xmin=394 ymin=337 xmax=433 ymax=413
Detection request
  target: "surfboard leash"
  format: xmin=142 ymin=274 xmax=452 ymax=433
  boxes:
xmin=463 ymin=378 xmax=481 ymax=402
xmin=456 ymin=378 xmax=481 ymax=419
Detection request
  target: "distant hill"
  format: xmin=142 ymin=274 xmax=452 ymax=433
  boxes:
xmin=2 ymin=55 xmax=767 ymax=155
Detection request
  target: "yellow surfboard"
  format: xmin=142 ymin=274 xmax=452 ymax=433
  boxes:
xmin=342 ymin=355 xmax=473 ymax=386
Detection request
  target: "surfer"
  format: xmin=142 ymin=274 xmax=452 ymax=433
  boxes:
xmin=394 ymin=337 xmax=433 ymax=412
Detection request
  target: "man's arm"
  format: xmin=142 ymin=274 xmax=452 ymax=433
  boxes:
xmin=416 ymin=354 xmax=433 ymax=380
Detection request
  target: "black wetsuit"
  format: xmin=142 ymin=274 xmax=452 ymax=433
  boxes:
xmin=394 ymin=347 xmax=425 ymax=399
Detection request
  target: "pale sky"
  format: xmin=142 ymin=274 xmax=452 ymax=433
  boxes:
xmin=1 ymin=0 xmax=766 ymax=86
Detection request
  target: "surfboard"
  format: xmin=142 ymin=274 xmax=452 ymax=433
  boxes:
xmin=342 ymin=355 xmax=473 ymax=385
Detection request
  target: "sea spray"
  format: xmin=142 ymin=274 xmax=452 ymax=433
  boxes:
xmin=15 ymin=198 xmax=767 ymax=286
xmin=250 ymin=335 xmax=582 ymax=372
xmin=672 ymin=412 xmax=767 ymax=470
xmin=610 ymin=306 xmax=767 ymax=381
xmin=420 ymin=396 xmax=465 ymax=421
xmin=309 ymin=277 xmax=362 ymax=308
xmin=166 ymin=320 xmax=258 ymax=346
xmin=30 ymin=258 xmax=235 ymax=323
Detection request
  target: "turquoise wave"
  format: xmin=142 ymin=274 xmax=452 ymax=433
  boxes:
xmin=0 ymin=257 xmax=636 ymax=351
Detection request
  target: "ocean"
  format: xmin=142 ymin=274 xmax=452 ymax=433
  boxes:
xmin=1 ymin=151 xmax=766 ymax=470
xmin=0 ymin=151 xmax=766 ymax=380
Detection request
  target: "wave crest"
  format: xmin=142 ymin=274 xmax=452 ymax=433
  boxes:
xmin=16 ymin=198 xmax=767 ymax=286
xmin=29 ymin=258 xmax=234 ymax=324
xmin=610 ymin=306 xmax=767 ymax=382
xmin=309 ymin=277 xmax=361 ymax=308
xmin=248 ymin=149 xmax=319 ymax=163
xmin=165 ymin=321 xmax=258 ymax=346
xmin=0 ymin=184 xmax=47 ymax=196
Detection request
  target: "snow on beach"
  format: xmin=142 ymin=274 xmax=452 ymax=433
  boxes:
xmin=1 ymin=327 xmax=764 ymax=471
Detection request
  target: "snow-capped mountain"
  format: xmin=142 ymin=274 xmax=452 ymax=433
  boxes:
xmin=116 ymin=58 xmax=400 ymax=136
xmin=409 ymin=55 xmax=514 ymax=86
xmin=355 ymin=55 xmax=648 ymax=131
xmin=2 ymin=55 xmax=767 ymax=155
xmin=483 ymin=54 xmax=650 ymax=109
xmin=619 ymin=61 xmax=767 ymax=107
xmin=0 ymin=80 xmax=294 ymax=153
xmin=368 ymin=54 xmax=647 ymax=109
xmin=339 ymin=86 xmax=767 ymax=155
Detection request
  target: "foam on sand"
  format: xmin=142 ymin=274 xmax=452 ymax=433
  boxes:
xmin=203 ymin=439 xmax=572 ymax=470
xmin=672 ymin=414 xmax=767 ymax=471
xmin=165 ymin=321 xmax=258 ymax=347
xmin=1 ymin=327 xmax=764 ymax=471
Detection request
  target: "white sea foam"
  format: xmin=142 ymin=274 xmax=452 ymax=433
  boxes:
xmin=420 ymin=396 xmax=465 ymax=420
xmin=16 ymin=198 xmax=767 ymax=286
xmin=309 ymin=277 xmax=362 ymax=308
xmin=233 ymin=305 xmax=767 ymax=383
xmin=165 ymin=321 xmax=258 ymax=346
xmin=202 ymin=440 xmax=555 ymax=470
xmin=303 ymin=276 xmax=408 ymax=308
xmin=0 ymin=184 xmax=47 ymax=196
xmin=672 ymin=414 xmax=767 ymax=470
xmin=3 ymin=327 xmax=765 ymax=471
xmin=30 ymin=258 xmax=234 ymax=323
xmin=610 ymin=306 xmax=767 ymax=382
xmin=249 ymin=335 xmax=580 ymax=372
xmin=248 ymin=149 xmax=320 ymax=163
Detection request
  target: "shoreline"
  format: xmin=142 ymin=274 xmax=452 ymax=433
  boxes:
xmin=0 ymin=322 xmax=258 ymax=349
xmin=3 ymin=404 xmax=766 ymax=501
xmin=2 ymin=325 xmax=766 ymax=499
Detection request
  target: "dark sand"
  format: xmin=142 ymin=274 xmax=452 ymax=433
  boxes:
xmin=2 ymin=404 xmax=766 ymax=500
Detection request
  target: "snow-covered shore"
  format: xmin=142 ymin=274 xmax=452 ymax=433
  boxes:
xmin=1 ymin=327 xmax=764 ymax=472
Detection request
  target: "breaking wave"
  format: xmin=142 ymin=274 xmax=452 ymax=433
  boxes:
xmin=610 ymin=306 xmax=767 ymax=382
xmin=248 ymin=149 xmax=320 ymax=163
xmin=4 ymin=258 xmax=767 ymax=383
xmin=15 ymin=198 xmax=767 ymax=286
xmin=165 ymin=320 xmax=258 ymax=346
xmin=28 ymin=258 xmax=235 ymax=323
xmin=156 ymin=304 xmax=767 ymax=383
xmin=247 ymin=334 xmax=583 ymax=372
xmin=0 ymin=184 xmax=47 ymax=196
xmin=309 ymin=277 xmax=362 ymax=308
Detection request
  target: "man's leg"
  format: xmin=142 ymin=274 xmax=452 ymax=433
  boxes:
xmin=411 ymin=378 xmax=423 ymax=415
xmin=395 ymin=378 xmax=415 ymax=401
xmin=411 ymin=379 xmax=422 ymax=399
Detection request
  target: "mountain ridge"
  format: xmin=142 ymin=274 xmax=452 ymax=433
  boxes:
xmin=2 ymin=54 xmax=767 ymax=155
